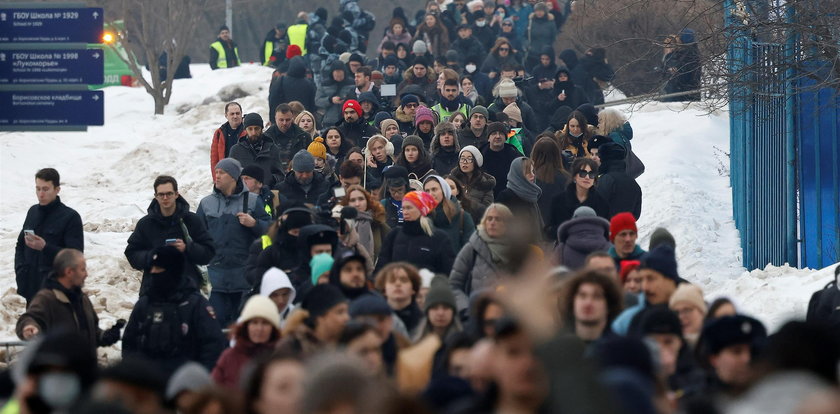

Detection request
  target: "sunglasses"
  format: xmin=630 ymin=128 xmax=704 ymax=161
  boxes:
xmin=499 ymin=47 xmax=510 ymax=51
xmin=577 ymin=170 xmax=597 ymax=179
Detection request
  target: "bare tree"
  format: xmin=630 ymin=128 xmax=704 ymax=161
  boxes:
xmin=107 ymin=0 xmax=217 ymax=114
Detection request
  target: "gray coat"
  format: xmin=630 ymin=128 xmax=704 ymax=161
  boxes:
xmin=554 ymin=215 xmax=611 ymax=270
xmin=197 ymin=183 xmax=271 ymax=292
xmin=449 ymin=232 xmax=501 ymax=312
xmin=315 ymin=78 xmax=355 ymax=127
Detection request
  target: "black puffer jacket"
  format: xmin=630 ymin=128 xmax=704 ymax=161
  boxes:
xmin=15 ymin=197 xmax=84 ymax=303
xmin=374 ymin=219 xmax=455 ymax=274
xmin=274 ymin=170 xmax=331 ymax=207
xmin=229 ymin=136 xmax=285 ymax=188
xmin=547 ymin=183 xmax=610 ymax=242
xmin=595 ymin=143 xmax=642 ymax=220
xmin=125 ymin=197 xmax=216 ymax=296
xmin=268 ymin=57 xmax=316 ymax=116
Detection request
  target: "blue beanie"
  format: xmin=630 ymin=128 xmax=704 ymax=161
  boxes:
xmin=639 ymin=245 xmax=680 ymax=284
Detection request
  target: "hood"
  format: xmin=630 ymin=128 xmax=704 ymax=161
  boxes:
xmin=395 ymin=105 xmax=417 ymax=123
xmin=327 ymin=254 xmax=370 ymax=300
xmin=558 ymin=49 xmax=579 ymax=69
xmin=357 ymin=91 xmax=380 ymax=113
xmin=597 ymin=142 xmax=628 ymax=173
xmin=146 ymin=196 xmax=191 ymax=220
xmin=287 ymin=56 xmax=307 ymax=78
xmin=260 ymin=267 xmax=297 ymax=309
xmin=557 ymin=216 xmax=611 ymax=248
xmin=549 ymin=106 xmax=574 ymax=131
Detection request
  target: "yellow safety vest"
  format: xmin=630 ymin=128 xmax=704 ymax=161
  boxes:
xmin=263 ymin=40 xmax=274 ymax=66
xmin=210 ymin=41 xmax=240 ymax=68
xmin=431 ymin=103 xmax=469 ymax=121
xmin=287 ymin=24 xmax=308 ymax=55
xmin=261 ymin=234 xmax=273 ymax=249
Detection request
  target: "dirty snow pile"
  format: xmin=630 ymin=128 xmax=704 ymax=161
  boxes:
xmin=0 ymin=65 xmax=835 ymax=362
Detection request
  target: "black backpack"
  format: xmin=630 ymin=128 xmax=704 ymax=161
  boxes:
xmin=137 ymin=296 xmax=198 ymax=358
xmin=806 ymin=279 xmax=840 ymax=329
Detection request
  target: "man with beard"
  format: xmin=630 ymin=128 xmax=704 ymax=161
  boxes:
xmin=479 ymin=122 xmax=522 ymax=196
xmin=561 ymin=270 xmax=623 ymax=347
xmin=122 ymin=246 xmax=226 ymax=374
xmin=125 ymin=176 xmax=215 ymax=296
xmin=336 ymin=99 xmax=379 ymax=148
xmin=328 ymin=254 xmax=372 ymax=300
xmin=263 ymin=104 xmax=311 ymax=173
xmin=229 ymin=113 xmax=284 ymax=188
xmin=432 ymin=79 xmax=471 ymax=122
xmin=275 ymin=151 xmax=331 ymax=207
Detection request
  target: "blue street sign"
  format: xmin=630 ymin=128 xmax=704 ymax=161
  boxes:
xmin=0 ymin=8 xmax=104 ymax=43
xmin=0 ymin=49 xmax=104 ymax=84
xmin=0 ymin=90 xmax=104 ymax=126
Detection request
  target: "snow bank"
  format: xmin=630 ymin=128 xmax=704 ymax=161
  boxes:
xmin=0 ymin=65 xmax=831 ymax=361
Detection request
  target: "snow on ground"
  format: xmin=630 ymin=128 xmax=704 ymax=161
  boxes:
xmin=0 ymin=65 xmax=835 ymax=361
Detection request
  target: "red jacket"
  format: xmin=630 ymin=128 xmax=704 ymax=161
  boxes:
xmin=210 ymin=124 xmax=245 ymax=180
xmin=211 ymin=336 xmax=277 ymax=389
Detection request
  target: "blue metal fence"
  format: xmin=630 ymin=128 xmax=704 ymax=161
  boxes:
xmin=726 ymin=1 xmax=840 ymax=269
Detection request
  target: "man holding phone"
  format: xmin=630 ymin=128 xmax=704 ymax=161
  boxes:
xmin=125 ymin=175 xmax=216 ymax=296
xmin=15 ymin=168 xmax=84 ymax=306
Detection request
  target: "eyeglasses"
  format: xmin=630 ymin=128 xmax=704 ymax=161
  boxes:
xmin=405 ymin=103 xmax=419 ymax=108
xmin=498 ymin=47 xmax=510 ymax=52
xmin=155 ymin=191 xmax=176 ymax=199
xmin=577 ymin=170 xmax=597 ymax=179
xmin=502 ymin=23 xmax=513 ymax=27
xmin=459 ymin=157 xmax=474 ymax=163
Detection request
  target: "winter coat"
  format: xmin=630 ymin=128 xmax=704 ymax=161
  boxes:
xmin=429 ymin=200 xmax=476 ymax=253
xmin=375 ymin=219 xmax=455 ymax=274
xmin=263 ymin=124 xmax=311 ymax=174
xmin=496 ymin=188 xmax=543 ymax=243
xmin=449 ymin=168 xmax=497 ymax=220
xmin=197 ymin=182 xmax=271 ymax=292
xmin=552 ymin=79 xmax=589 ymax=114
xmin=247 ymin=233 xmax=302 ymax=289
xmin=122 ymin=281 xmax=226 ymax=375
xmin=336 ymin=118 xmax=379 ymax=148
xmin=395 ymin=105 xmax=418 ymax=134
xmin=472 ymin=24 xmax=498 ymax=52
xmin=555 ymin=215 xmax=612 ymax=270
xmin=14 ymin=197 xmax=84 ymax=303
xmin=449 ymin=232 xmax=503 ymax=312
xmin=526 ymin=13 xmax=556 ymax=60
xmin=431 ymin=132 xmax=462 ymax=176
xmin=450 ymin=36 xmax=486 ymax=66
xmin=377 ymin=29 xmax=413 ymax=54
xmin=229 ymin=136 xmax=285 ymax=188
xmin=525 ymin=85 xmax=561 ymax=133
xmin=268 ymin=57 xmax=316 ymax=116
xmin=210 ymin=122 xmax=245 ymax=179
xmin=457 ymin=126 xmax=487 ymax=149
xmin=608 ymin=244 xmax=646 ymax=263
xmin=595 ymin=156 xmax=642 ymax=220
xmin=274 ymin=170 xmax=331 ymax=207
xmin=209 ymin=38 xmax=240 ymax=70
xmin=397 ymin=69 xmax=438 ymax=106
xmin=125 ymin=197 xmax=216 ymax=296
xmin=394 ymin=301 xmax=424 ymax=334
xmin=212 ymin=335 xmax=277 ymax=389
xmin=315 ymin=76 xmax=356 ymax=127
xmin=479 ymin=143 xmax=523 ymax=196
xmin=414 ymin=25 xmax=450 ymax=57
xmin=547 ymin=183 xmax=610 ymax=242
xmin=570 ymin=55 xmax=615 ymax=105
xmin=536 ymin=173 xmax=571 ymax=231
xmin=353 ymin=213 xmax=391 ymax=261
xmin=16 ymin=278 xmax=103 ymax=352
xmin=606 ymin=122 xmax=634 ymax=151
xmin=480 ymin=53 xmax=519 ymax=77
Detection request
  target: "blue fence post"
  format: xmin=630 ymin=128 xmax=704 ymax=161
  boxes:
xmin=783 ymin=4 xmax=798 ymax=266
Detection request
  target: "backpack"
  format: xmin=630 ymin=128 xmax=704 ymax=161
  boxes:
xmin=137 ymin=296 xmax=198 ymax=358
xmin=806 ymin=280 xmax=840 ymax=329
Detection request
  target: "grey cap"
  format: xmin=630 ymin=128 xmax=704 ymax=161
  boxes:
xmin=215 ymin=157 xmax=242 ymax=180
xmin=292 ymin=150 xmax=315 ymax=173
xmin=165 ymin=362 xmax=211 ymax=400
xmin=573 ymin=206 xmax=597 ymax=219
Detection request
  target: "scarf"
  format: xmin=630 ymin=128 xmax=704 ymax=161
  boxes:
xmin=247 ymin=137 xmax=264 ymax=154
xmin=439 ymin=95 xmax=461 ymax=112
xmin=354 ymin=210 xmax=375 ymax=257
xmin=506 ymin=157 xmax=542 ymax=203
xmin=478 ymin=227 xmax=511 ymax=267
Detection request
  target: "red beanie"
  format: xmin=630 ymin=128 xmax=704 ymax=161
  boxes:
xmin=619 ymin=260 xmax=641 ymax=283
xmin=286 ymin=44 xmax=302 ymax=59
xmin=343 ymin=99 xmax=362 ymax=117
xmin=610 ymin=212 xmax=637 ymax=242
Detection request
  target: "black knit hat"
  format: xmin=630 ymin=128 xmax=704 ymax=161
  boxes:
xmin=148 ymin=245 xmax=184 ymax=276
xmin=633 ymin=306 xmax=682 ymax=337
xmin=349 ymin=294 xmax=392 ymax=317
xmin=302 ymin=284 xmax=348 ymax=318
xmin=243 ymin=112 xmax=263 ymax=129
xmin=240 ymin=165 xmax=265 ymax=183
xmin=486 ymin=121 xmax=508 ymax=137
xmin=698 ymin=314 xmax=766 ymax=356
xmin=424 ymin=276 xmax=456 ymax=312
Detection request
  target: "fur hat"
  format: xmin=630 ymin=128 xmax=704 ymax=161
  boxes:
xmin=434 ymin=121 xmax=457 ymax=137
xmin=459 ymin=145 xmax=483 ymax=167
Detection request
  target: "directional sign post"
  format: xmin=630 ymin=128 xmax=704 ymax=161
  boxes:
xmin=0 ymin=90 xmax=104 ymax=126
xmin=0 ymin=49 xmax=104 ymax=85
xmin=0 ymin=4 xmax=105 ymax=131
xmin=0 ymin=8 xmax=103 ymax=43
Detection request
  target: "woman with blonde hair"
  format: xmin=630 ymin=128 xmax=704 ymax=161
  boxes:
xmin=423 ymin=175 xmax=475 ymax=252
xmin=340 ymin=184 xmax=391 ymax=262
xmin=597 ymin=108 xmax=633 ymax=151
xmin=295 ymin=110 xmax=319 ymax=140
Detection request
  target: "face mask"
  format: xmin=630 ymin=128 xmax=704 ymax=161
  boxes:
xmin=476 ymin=20 xmax=486 ymax=27
xmin=38 ymin=373 xmax=81 ymax=409
xmin=570 ymin=130 xmax=583 ymax=138
xmin=465 ymin=64 xmax=477 ymax=73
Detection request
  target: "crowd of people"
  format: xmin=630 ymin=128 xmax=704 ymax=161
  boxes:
xmin=4 ymin=0 xmax=836 ymax=413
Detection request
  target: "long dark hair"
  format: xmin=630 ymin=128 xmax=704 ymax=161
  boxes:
xmin=531 ymin=136 xmax=570 ymax=184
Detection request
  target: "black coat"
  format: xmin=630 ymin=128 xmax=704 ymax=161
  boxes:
xmin=268 ymin=57 xmax=316 ymax=115
xmin=375 ymin=219 xmax=455 ymax=275
xmin=122 ymin=282 xmax=226 ymax=375
xmin=450 ymin=36 xmax=486 ymax=66
xmin=229 ymin=136 xmax=285 ymax=188
xmin=336 ymin=118 xmax=379 ymax=148
xmin=480 ymin=143 xmax=523 ymax=196
xmin=125 ymin=197 xmax=216 ymax=296
xmin=15 ymin=197 xmax=84 ymax=303
xmin=487 ymin=97 xmax=539 ymax=134
xmin=595 ymin=158 xmax=642 ymax=220
xmin=274 ymin=170 xmax=331 ymax=207
xmin=263 ymin=125 xmax=311 ymax=174
xmin=432 ymin=147 xmax=459 ymax=176
xmin=547 ymin=183 xmax=610 ymax=242
xmin=570 ymin=55 xmax=614 ymax=105
xmin=249 ymin=233 xmax=304 ymax=290
xmin=536 ymin=173 xmax=571 ymax=231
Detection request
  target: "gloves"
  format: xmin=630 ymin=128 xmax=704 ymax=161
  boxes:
xmin=100 ymin=319 xmax=126 ymax=346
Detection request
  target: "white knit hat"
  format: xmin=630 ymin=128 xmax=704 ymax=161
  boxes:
xmin=459 ymin=145 xmax=484 ymax=167
xmin=238 ymin=295 xmax=282 ymax=331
